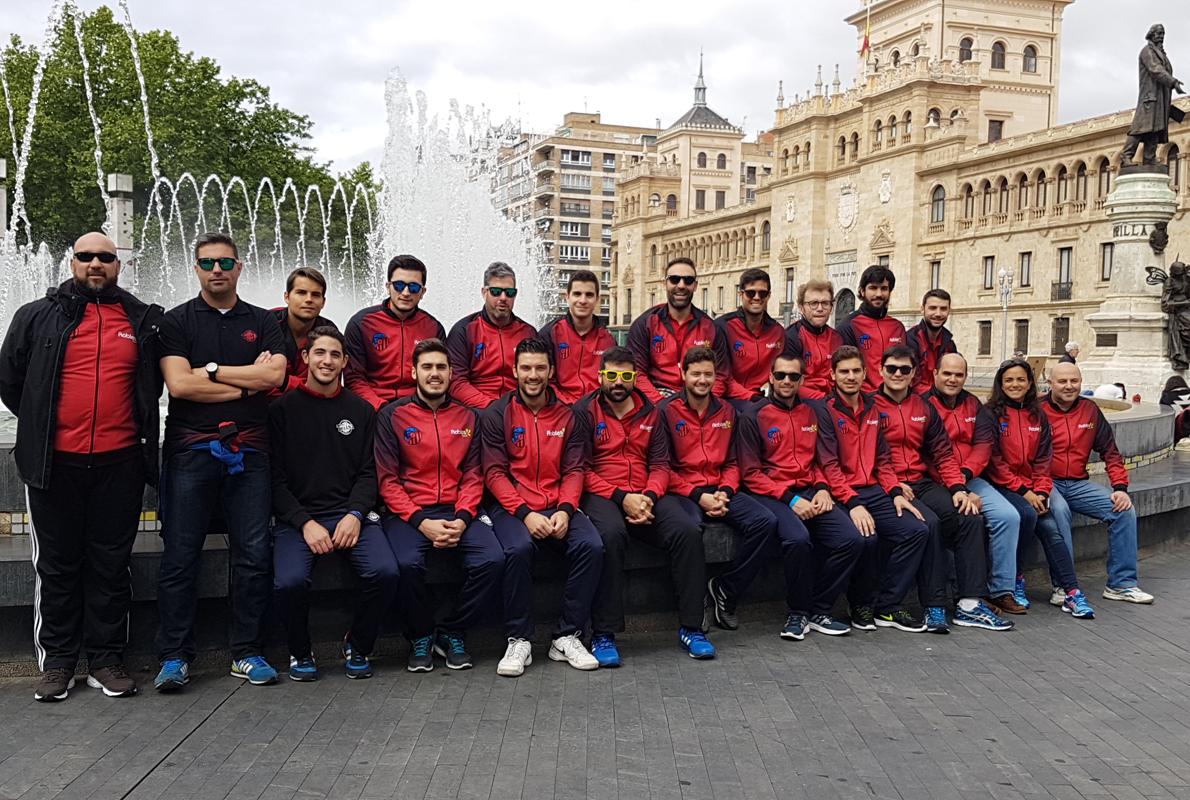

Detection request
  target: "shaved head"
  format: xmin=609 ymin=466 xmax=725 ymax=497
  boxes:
xmin=70 ymin=231 xmax=121 ymax=292
xmin=938 ymin=353 xmax=967 ymax=374
xmin=1049 ymin=361 xmax=1083 ymax=407
xmin=73 ymin=231 xmax=117 ymax=253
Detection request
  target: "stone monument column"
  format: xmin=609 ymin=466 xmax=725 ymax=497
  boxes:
xmin=1079 ymin=170 xmax=1179 ymax=401
xmin=106 ymin=173 xmax=135 ymax=263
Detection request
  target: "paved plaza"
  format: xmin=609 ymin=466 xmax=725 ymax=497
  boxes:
xmin=2 ymin=547 xmax=1190 ymax=800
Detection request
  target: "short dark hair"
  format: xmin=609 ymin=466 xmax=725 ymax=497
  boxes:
xmin=738 ymin=268 xmax=770 ymax=291
xmin=567 ymin=269 xmax=600 ymax=293
xmin=922 ymin=288 xmax=951 ymax=305
xmin=286 ymin=266 xmax=327 ymax=294
xmin=682 ymin=345 xmax=716 ymax=371
xmin=831 ymin=344 xmax=864 ymax=370
xmin=772 ymin=352 xmax=804 ymax=373
xmin=194 ymin=231 xmax=238 ymax=260
xmin=666 ymin=257 xmax=696 ymax=275
xmin=515 ymin=336 xmax=553 ymax=365
xmin=412 ymin=337 xmax=448 ymax=366
xmin=303 ymin=325 xmax=345 ymax=352
xmin=881 ymin=344 xmax=917 ymax=368
xmin=858 ymin=264 xmax=896 ymax=292
xmin=600 ymin=345 xmax=634 ymax=368
xmin=387 ymin=254 xmax=427 ymax=282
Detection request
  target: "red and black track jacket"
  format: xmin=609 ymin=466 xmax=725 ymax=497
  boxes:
xmin=987 ymin=402 xmax=1053 ymax=496
xmin=375 ymin=393 xmax=483 ymax=529
xmin=1041 ymin=394 xmax=1129 ymax=490
xmin=906 ymin=321 xmax=956 ymax=395
xmin=627 ymin=304 xmax=729 ymax=402
xmin=658 ymin=392 xmax=740 ymax=499
xmin=737 ymin=395 xmax=829 ymax=504
xmin=572 ymin=389 xmax=669 ymax=503
xmin=873 ymin=387 xmax=965 ymax=491
xmin=481 ymin=389 xmax=585 ymax=518
xmin=817 ymin=391 xmax=901 ymax=508
xmin=447 ymin=309 xmax=537 ymax=409
xmin=271 ymin=307 xmax=338 ymax=394
xmin=715 ymin=310 xmax=786 ymax=401
xmin=344 ymin=302 xmax=445 ymax=409
xmin=836 ymin=305 xmax=907 ymax=392
xmin=537 ymin=314 xmax=616 ymax=404
xmin=783 ymin=319 xmax=842 ymax=399
xmin=926 ymin=388 xmax=995 ymax=482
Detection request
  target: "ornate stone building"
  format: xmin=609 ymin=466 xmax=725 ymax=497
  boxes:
xmin=610 ymin=0 xmax=1189 ymax=381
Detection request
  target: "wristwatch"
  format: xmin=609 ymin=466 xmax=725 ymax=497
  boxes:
xmin=206 ymin=362 xmax=219 ymax=382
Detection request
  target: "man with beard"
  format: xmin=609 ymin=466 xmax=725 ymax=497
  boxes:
xmin=447 ymin=261 xmax=537 ymax=409
xmin=716 ymin=268 xmax=786 ymax=406
xmin=269 ymin=327 xmax=398 ymax=681
xmin=627 ymin=257 xmax=729 ymax=402
xmin=784 ymin=279 xmax=843 ymax=400
xmin=837 ymin=265 xmax=907 ymax=392
xmin=537 ymin=270 xmax=616 ymax=404
xmin=905 ymin=289 xmax=956 ymax=396
xmin=345 ymin=255 xmax=445 ymax=409
xmin=0 ymin=232 xmax=163 ymax=702
xmin=272 ymin=267 xmax=336 ymax=394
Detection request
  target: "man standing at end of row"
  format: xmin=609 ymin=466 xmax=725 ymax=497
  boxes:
xmin=906 ymin=289 xmax=956 ymax=396
xmin=538 ymin=270 xmax=616 ymax=404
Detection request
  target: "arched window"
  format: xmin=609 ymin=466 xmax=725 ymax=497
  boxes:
xmin=959 ymin=37 xmax=974 ymax=62
xmin=666 ymin=194 xmax=677 ymax=212
xmin=716 ymin=153 xmax=727 ymax=170
xmin=930 ymin=185 xmax=946 ymax=223
xmin=962 ymin=184 xmax=975 ymax=218
xmin=781 ymin=148 xmax=790 ymax=173
xmin=792 ymin=146 xmax=801 ymax=171
xmin=1017 ymin=174 xmax=1029 ymax=210
xmin=928 ymin=107 xmax=941 ymax=126
xmin=762 ymin=221 xmax=771 ymax=252
xmin=911 ymin=42 xmax=920 ymax=57
xmin=991 ymin=41 xmax=1007 ymax=70
xmin=650 ymin=244 xmax=657 ymax=271
xmin=1023 ymin=45 xmax=1038 ymax=73
xmin=903 ymin=111 xmax=912 ymax=139
xmin=1171 ymin=145 xmax=1182 ymax=190
xmin=1097 ymin=157 xmax=1112 ymax=197
xmin=998 ymin=177 xmax=1010 ymax=214
xmin=950 ymin=108 xmax=962 ymax=121
xmin=837 ymin=136 xmax=847 ymax=161
xmin=1075 ymin=162 xmax=1088 ymax=201
xmin=981 ymin=179 xmax=993 ymax=215
xmin=891 ymin=50 xmax=901 ymax=67
xmin=1056 ymin=166 xmax=1068 ymax=203
xmin=888 ymin=115 xmax=898 ymax=142
xmin=850 ymin=132 xmax=860 ymax=161
xmin=1035 ymin=169 xmax=1047 ymax=207
xmin=697 ymin=152 xmax=707 ymax=168
xmin=803 ymin=141 xmax=811 ymax=165
xmin=649 ymin=193 xmax=661 ymax=207
xmin=874 ymin=119 xmax=883 ymax=145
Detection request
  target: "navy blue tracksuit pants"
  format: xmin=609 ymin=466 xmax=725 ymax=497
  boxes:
xmin=912 ymin=479 xmax=988 ymax=607
xmin=489 ymin=507 xmax=604 ymax=640
xmin=845 ymin=486 xmax=929 ymax=614
xmin=384 ymin=506 xmax=505 ymax=640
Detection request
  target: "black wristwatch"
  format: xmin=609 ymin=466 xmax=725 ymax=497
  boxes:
xmin=206 ymin=362 xmax=219 ymax=383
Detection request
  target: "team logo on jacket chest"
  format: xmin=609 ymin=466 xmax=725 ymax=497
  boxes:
xmin=557 ymin=342 xmax=570 ymax=360
xmin=336 ymin=419 xmax=355 ymax=436
xmin=595 ymin=421 xmax=610 ymax=443
xmin=878 ymin=412 xmax=890 ymax=430
xmin=733 ymin=340 xmax=745 ymax=354
xmin=511 ymin=426 xmax=525 ymax=447
xmin=674 ymin=419 xmax=688 ymax=437
xmin=474 ymin=342 xmax=486 ymax=360
xmin=766 ymin=426 xmax=782 ymax=446
xmin=651 ymin=335 xmax=665 ymax=353
xmin=371 ymin=332 xmax=388 ymax=352
xmin=403 ymin=426 xmax=421 ymax=445
xmin=241 ymin=329 xmax=258 ymax=343
xmin=859 ymin=333 xmax=872 ymax=350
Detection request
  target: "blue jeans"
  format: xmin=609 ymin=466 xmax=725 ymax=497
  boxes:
xmin=1037 ymin=479 xmax=1139 ymax=589
xmin=994 ymin=485 xmax=1079 ymax=590
xmin=968 ymin=477 xmax=1021 ymax=597
xmin=155 ymin=449 xmax=273 ymax=662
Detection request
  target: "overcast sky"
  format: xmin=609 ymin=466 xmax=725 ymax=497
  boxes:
xmin=1 ymin=1 xmax=1182 ymax=173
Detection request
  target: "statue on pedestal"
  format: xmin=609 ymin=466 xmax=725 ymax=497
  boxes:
xmin=1122 ymin=24 xmax=1186 ymax=167
xmin=1158 ymin=261 xmax=1190 ymax=369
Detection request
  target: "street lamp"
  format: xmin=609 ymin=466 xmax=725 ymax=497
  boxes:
xmin=998 ymin=265 xmax=1015 ymax=362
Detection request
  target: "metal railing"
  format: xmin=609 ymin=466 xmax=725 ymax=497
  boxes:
xmin=1051 ymin=281 xmax=1073 ymax=301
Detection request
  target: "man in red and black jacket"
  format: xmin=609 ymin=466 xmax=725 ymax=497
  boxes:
xmin=537 ymin=269 xmax=616 ymax=404
xmin=376 ymin=338 xmax=505 ymax=672
xmin=817 ymin=346 xmax=928 ymax=633
xmin=0 ymin=232 xmax=163 ymax=702
xmin=656 ymin=347 xmax=777 ymax=658
xmin=837 ymin=265 xmax=907 ymax=392
xmin=1039 ymin=363 xmax=1153 ymax=604
xmin=573 ymin=346 xmax=679 ymax=666
xmin=627 ymin=257 xmax=729 ymax=402
xmin=735 ymin=352 xmax=862 ymax=640
xmin=345 ymin=255 xmax=445 ymax=409
xmin=271 ymin=267 xmax=337 ymax=394
xmin=783 ymin=278 xmax=843 ymax=400
xmin=482 ymin=338 xmax=602 ymax=677
xmin=905 ymin=289 xmax=957 ymax=396
xmin=716 ymin=268 xmax=786 ymax=406
xmin=875 ymin=346 xmax=1011 ymax=634
xmin=447 ymin=261 xmax=537 ymax=409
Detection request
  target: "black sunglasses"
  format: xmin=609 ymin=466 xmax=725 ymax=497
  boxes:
xmin=743 ymin=289 xmax=771 ymax=300
xmin=883 ymin=364 xmax=914 ymax=375
xmin=486 ymin=286 xmax=518 ymax=298
xmin=197 ymin=257 xmax=237 ymax=271
xmin=667 ymin=275 xmax=697 ymax=286
xmin=772 ymin=371 xmax=802 ymax=382
xmin=74 ymin=251 xmax=118 ymax=264
xmin=391 ymin=280 xmax=423 ymax=294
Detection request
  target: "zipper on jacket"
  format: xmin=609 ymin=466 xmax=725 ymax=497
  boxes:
xmin=433 ymin=408 xmax=443 ymax=505
xmin=87 ymin=303 xmax=102 ymax=461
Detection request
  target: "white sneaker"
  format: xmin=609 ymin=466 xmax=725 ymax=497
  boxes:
xmin=548 ymin=634 xmax=600 ymax=670
xmin=496 ymin=638 xmax=532 ymax=677
xmin=1049 ymin=586 xmax=1066 ymax=606
xmin=1103 ymin=586 xmax=1155 ymax=604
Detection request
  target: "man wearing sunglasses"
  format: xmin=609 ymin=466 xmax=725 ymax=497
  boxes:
xmin=905 ymin=289 xmax=957 ymax=396
xmin=716 ymin=268 xmax=786 ymax=406
xmin=0 ymin=232 xmax=163 ymax=702
xmin=627 ymin=257 xmax=729 ymax=403
xmin=537 ymin=270 xmax=616 ymax=404
xmin=837 ymin=265 xmax=907 ymax=392
xmin=874 ymin=346 xmax=1011 ymax=634
xmin=154 ymin=232 xmax=288 ymax=691
xmin=447 ymin=262 xmax=537 ymax=409
xmin=272 ymin=267 xmax=337 ymax=395
xmin=345 ymin=255 xmax=445 ymax=409
xmin=783 ymin=279 xmax=843 ymax=400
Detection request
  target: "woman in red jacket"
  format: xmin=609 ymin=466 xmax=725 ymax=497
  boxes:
xmin=986 ymin=359 xmax=1095 ymax=619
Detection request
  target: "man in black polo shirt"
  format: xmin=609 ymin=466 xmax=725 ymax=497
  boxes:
xmin=153 ymin=231 xmax=287 ymax=691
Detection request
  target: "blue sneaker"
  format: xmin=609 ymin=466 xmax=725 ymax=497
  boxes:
xmin=678 ymin=627 xmax=716 ymax=659
xmin=342 ymin=638 xmax=373 ymax=679
xmin=780 ymin=613 xmax=807 ymax=641
xmin=954 ymin=601 xmax=1014 ymax=631
xmin=153 ymin=659 xmax=189 ymax=692
xmin=1061 ymin=589 xmax=1095 ymax=619
xmin=590 ymin=633 xmax=621 ymax=668
xmin=807 ymin=614 xmax=850 ymax=636
xmin=288 ymin=655 xmax=319 ymax=682
xmin=231 ymin=656 xmax=278 ymax=685
xmin=407 ymin=636 xmax=434 ymax=673
xmin=1013 ymin=575 xmax=1032 ymax=610
xmin=924 ymin=606 xmax=950 ymax=634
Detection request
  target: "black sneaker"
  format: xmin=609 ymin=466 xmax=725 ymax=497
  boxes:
xmin=850 ymin=606 xmax=876 ymax=631
xmin=433 ymin=629 xmax=473 ymax=670
xmin=874 ymin=609 xmax=927 ymax=633
xmin=706 ymin=576 xmax=739 ymax=630
xmin=34 ymin=667 xmax=75 ymax=702
xmin=407 ymin=635 xmax=434 ymax=673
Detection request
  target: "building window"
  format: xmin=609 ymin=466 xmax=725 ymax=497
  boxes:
xmin=666 ymin=194 xmax=677 ymax=213
xmin=1019 ymin=251 xmax=1032 ymax=287
xmin=785 ymin=268 xmax=795 ymax=303
xmin=888 ymin=115 xmax=898 ymax=141
xmin=695 ymin=190 xmax=706 ymax=211
xmin=903 ymin=111 xmax=912 ymax=138
xmin=991 ymin=41 xmax=1007 ymax=70
xmin=1170 ymin=145 xmax=1181 ymax=190
xmin=1058 ymin=246 xmax=1073 ymax=285
xmin=648 ymin=290 xmax=655 ymax=308
xmin=650 ymin=244 xmax=657 ymax=272
xmin=963 ymin=184 xmax=975 ymax=218
xmin=649 ymin=193 xmax=661 ymax=207
xmin=717 ymin=286 xmax=724 ymax=311
xmin=1075 ymin=163 xmax=1088 ymax=200
xmin=560 ymin=149 xmax=592 ymax=167
xmin=983 ymin=256 xmax=995 ymax=290
xmin=1051 ymin=317 xmax=1071 ymax=355
xmin=701 ymin=288 xmax=709 ymax=309
xmin=602 ymin=177 xmax=616 ymax=195
xmin=715 ymin=190 xmax=726 ymax=210
xmin=603 ymin=153 xmax=616 ymax=170
xmin=1098 ymin=157 xmax=1112 ymax=197
xmin=982 ymin=181 xmax=993 ymax=215
xmin=1023 ymin=45 xmax=1038 ymax=73
xmin=1017 ymin=174 xmax=1029 ymax=210
xmin=930 ymin=260 xmax=942 ymax=289
xmin=837 ymin=136 xmax=847 ymax=161
xmin=716 ymin=153 xmax=727 ymax=170
xmin=878 ymin=255 xmax=891 ymax=268
xmin=559 ymin=221 xmax=588 ymax=238
xmin=978 ymin=320 xmax=992 ymax=355
xmin=891 ymin=50 xmax=901 ymax=67
xmin=850 ymin=132 xmax=860 ymax=160
xmin=989 ymin=120 xmax=1004 ymax=143
xmin=959 ymin=37 xmax=974 ymax=63
xmin=930 ymin=185 xmax=946 ymax=223
xmin=747 ymin=165 xmax=757 ymax=184
xmin=1014 ymin=319 xmax=1030 ymax=355
xmin=697 ymin=152 xmax=707 ymax=168
xmin=1035 ymin=170 xmax=1047 ymax=207
xmin=602 ymin=246 xmax=611 ymax=264
xmin=626 ymin=288 xmax=632 ymax=320
xmin=559 ymin=245 xmax=591 ymax=263
xmin=561 ymin=173 xmax=592 ymax=192
xmin=602 ymin=225 xmax=612 ymax=241
xmin=1056 ymin=166 xmax=1068 ymax=203
xmin=874 ymin=120 xmax=883 ymax=145
xmin=762 ymin=221 xmax=771 ymax=252
xmin=998 ymin=177 xmax=1010 ymax=213
xmin=1101 ymin=242 xmax=1114 ymax=281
